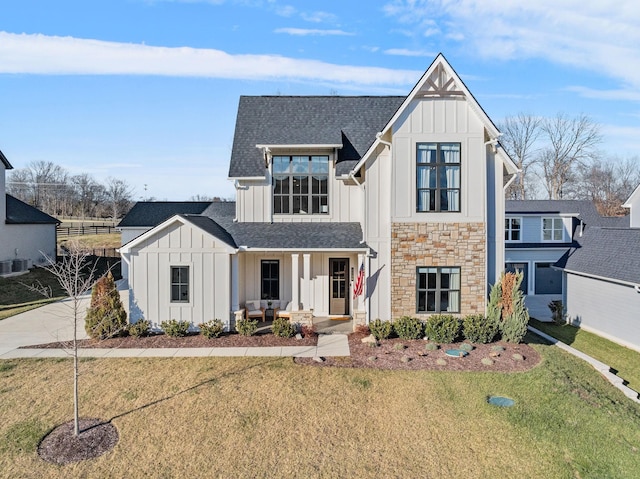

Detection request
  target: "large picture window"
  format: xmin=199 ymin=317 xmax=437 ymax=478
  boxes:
xmin=542 ymin=217 xmax=563 ymax=241
xmin=416 ymin=143 xmax=461 ymax=212
xmin=170 ymin=266 xmax=189 ymax=303
xmin=417 ymin=267 xmax=460 ymax=313
xmin=261 ymin=260 xmax=279 ymax=300
xmin=273 ymin=156 xmax=329 ymax=214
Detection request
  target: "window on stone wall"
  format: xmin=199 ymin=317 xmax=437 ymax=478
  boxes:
xmin=416 ymin=266 xmax=460 ymax=313
xmin=416 ymin=143 xmax=461 ymax=212
xmin=170 ymin=266 xmax=189 ymax=303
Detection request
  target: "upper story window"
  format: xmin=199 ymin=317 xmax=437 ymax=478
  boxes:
xmin=542 ymin=217 xmax=564 ymax=241
xmin=273 ymin=156 xmax=329 ymax=215
xmin=505 ymin=217 xmax=521 ymax=241
xmin=416 ymin=143 xmax=461 ymax=212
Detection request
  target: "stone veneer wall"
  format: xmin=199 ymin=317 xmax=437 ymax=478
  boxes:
xmin=391 ymin=222 xmax=486 ymax=319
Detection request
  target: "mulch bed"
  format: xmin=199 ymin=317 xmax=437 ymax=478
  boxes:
xmin=295 ymin=332 xmax=541 ymax=371
xmin=24 ymin=330 xmax=318 ymax=349
xmin=38 ymin=418 xmax=118 ymax=465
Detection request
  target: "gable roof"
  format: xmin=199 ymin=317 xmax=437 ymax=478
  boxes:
xmin=229 ymin=96 xmax=404 ymax=178
xmin=117 ymin=201 xmax=213 ymax=227
xmin=5 ymin=194 xmax=59 ymax=224
xmin=0 ymin=149 xmax=12 ymax=169
xmin=555 ymin=227 xmax=640 ymax=285
xmin=351 ymin=53 xmax=519 ymax=175
xmin=623 ymin=183 xmax=640 ymax=208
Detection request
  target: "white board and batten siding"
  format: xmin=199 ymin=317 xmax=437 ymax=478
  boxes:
xmin=120 ymin=227 xmax=152 ymax=279
xmin=234 ymin=152 xmax=363 ymax=224
xmin=127 ymin=220 xmax=234 ymax=329
xmin=565 ymin=272 xmax=640 ymax=353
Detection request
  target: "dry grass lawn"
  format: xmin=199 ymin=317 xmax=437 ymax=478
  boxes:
xmin=58 ymin=233 xmax=121 ymax=250
xmin=1 ymin=343 xmax=640 ymax=478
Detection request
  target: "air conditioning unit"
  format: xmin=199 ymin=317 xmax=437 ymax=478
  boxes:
xmin=12 ymin=259 xmax=29 ymax=273
xmin=0 ymin=260 xmax=12 ymax=275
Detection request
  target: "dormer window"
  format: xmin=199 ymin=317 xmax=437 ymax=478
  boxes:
xmin=505 ymin=217 xmax=521 ymax=241
xmin=273 ymin=155 xmax=329 ymax=214
xmin=542 ymin=217 xmax=564 ymax=241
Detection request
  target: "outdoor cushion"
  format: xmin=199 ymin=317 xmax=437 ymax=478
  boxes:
xmin=246 ymin=300 xmax=260 ymax=311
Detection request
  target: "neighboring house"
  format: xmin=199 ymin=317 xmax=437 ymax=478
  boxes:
xmin=504 ymin=200 xmax=624 ymax=297
xmin=555 ymin=188 xmax=640 ymax=352
xmin=0 ymin=149 xmax=59 ymax=275
xmin=119 ymin=54 xmax=519 ymax=329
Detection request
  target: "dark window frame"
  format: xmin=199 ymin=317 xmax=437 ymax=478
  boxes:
xmin=170 ymin=266 xmax=190 ymax=303
xmin=261 ymin=260 xmax=280 ymax=300
xmin=416 ymin=142 xmax=461 ymax=213
xmin=272 ymin=155 xmax=329 ymax=215
xmin=416 ymin=266 xmax=461 ymax=313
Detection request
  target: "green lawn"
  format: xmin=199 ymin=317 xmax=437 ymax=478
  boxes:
xmin=0 ymin=268 xmax=66 ymax=320
xmin=1 ymin=340 xmax=639 ymax=478
xmin=530 ymin=318 xmax=640 ymax=392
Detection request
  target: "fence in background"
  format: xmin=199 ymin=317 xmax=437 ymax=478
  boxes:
xmin=57 ymin=224 xmax=117 ymax=237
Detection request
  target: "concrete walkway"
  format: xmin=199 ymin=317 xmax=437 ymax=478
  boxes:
xmin=0 ymin=333 xmax=350 ymax=360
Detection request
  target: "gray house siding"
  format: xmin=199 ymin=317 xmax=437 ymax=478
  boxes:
xmin=565 ymin=272 xmax=640 ymax=352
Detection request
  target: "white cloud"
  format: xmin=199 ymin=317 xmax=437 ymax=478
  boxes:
xmin=567 ymin=86 xmax=640 ymax=102
xmin=383 ymin=0 xmax=640 ymax=89
xmin=300 ymin=11 xmax=337 ymax=23
xmin=0 ymin=32 xmax=417 ymax=87
xmin=274 ymin=28 xmax=353 ymax=36
xmin=384 ymin=48 xmax=435 ymax=57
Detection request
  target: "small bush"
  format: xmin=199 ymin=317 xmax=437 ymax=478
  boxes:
xmin=85 ymin=271 xmax=128 ymax=340
xmin=424 ymin=314 xmax=461 ymax=343
xmin=272 ymin=318 xmax=295 ymax=338
xmin=199 ymin=319 xmax=224 ymax=339
xmin=161 ymin=319 xmax=190 ymax=337
xmin=236 ymin=318 xmax=258 ymax=336
xmin=548 ymin=300 xmax=565 ymax=325
xmin=462 ymin=314 xmax=498 ymax=344
xmin=369 ymin=318 xmax=392 ymax=340
xmin=128 ymin=319 xmax=150 ymax=338
xmin=393 ymin=316 xmax=423 ymax=340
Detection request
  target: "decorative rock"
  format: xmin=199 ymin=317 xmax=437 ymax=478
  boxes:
xmin=423 ymin=336 xmax=430 ymax=341
xmin=400 ymin=355 xmax=411 ymax=363
xmin=313 ymin=356 xmax=325 ymax=363
xmin=425 ymin=343 xmax=439 ymax=351
xmin=491 ymin=345 xmax=505 ymax=352
xmin=436 ymin=358 xmax=447 ymax=366
xmin=394 ymin=343 xmax=406 ymax=351
xmin=367 ymin=356 xmax=377 ymax=362
xmin=460 ymin=343 xmax=474 ymax=352
xmin=445 ymin=349 xmax=468 ymax=358
xmin=481 ymin=357 xmax=494 ymax=366
xmin=489 ymin=351 xmax=500 ymax=358
xmin=367 ymin=341 xmax=377 ymax=348
xmin=295 ymin=333 xmax=303 ymax=340
xmin=512 ymin=353 xmax=524 ymax=361
xmin=361 ymin=334 xmax=377 ymax=344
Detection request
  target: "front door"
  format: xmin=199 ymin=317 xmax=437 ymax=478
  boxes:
xmin=329 ymin=258 xmax=349 ymax=315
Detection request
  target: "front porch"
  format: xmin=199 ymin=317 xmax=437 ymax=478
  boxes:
xmin=253 ymin=316 xmax=355 ymax=335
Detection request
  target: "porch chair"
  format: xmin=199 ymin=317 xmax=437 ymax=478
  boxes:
xmin=244 ymin=300 xmax=265 ymax=322
xmin=275 ymin=301 xmax=293 ymax=320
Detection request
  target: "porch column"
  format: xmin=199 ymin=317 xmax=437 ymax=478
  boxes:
xmin=302 ymin=253 xmax=311 ymax=310
xmin=291 ymin=253 xmax=300 ymax=311
xmin=230 ymin=254 xmax=239 ymax=312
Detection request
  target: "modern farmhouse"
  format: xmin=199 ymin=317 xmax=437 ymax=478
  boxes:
xmin=119 ymin=54 xmax=519 ymax=330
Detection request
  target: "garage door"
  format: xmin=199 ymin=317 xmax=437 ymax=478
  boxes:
xmin=534 ymin=263 xmax=562 ymax=294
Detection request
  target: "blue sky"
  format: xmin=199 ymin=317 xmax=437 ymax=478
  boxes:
xmin=1 ymin=0 xmax=638 ymax=200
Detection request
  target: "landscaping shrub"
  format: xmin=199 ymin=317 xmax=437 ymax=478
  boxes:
xmin=500 ymin=272 xmax=529 ymax=343
xmin=236 ymin=318 xmax=258 ymax=336
xmin=393 ymin=316 xmax=423 ymax=340
xmin=161 ymin=319 xmax=190 ymax=337
xmin=548 ymin=300 xmax=565 ymax=325
xmin=199 ymin=319 xmax=224 ymax=339
xmin=128 ymin=319 xmax=150 ymax=338
xmin=354 ymin=324 xmax=370 ymax=335
xmin=369 ymin=318 xmax=392 ymax=340
xmin=462 ymin=314 xmax=498 ymax=344
xmin=424 ymin=314 xmax=460 ymax=343
xmin=85 ymin=271 xmax=128 ymax=340
xmin=272 ymin=317 xmax=295 ymax=338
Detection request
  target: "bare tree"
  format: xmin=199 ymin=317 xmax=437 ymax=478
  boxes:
xmin=72 ymin=173 xmax=105 ymax=219
xmin=27 ymin=244 xmax=99 ymax=436
xmin=499 ymin=113 xmax=542 ymax=200
xmin=538 ymin=113 xmax=602 ymax=199
xmin=576 ymin=156 xmax=640 ymax=216
xmin=105 ymin=177 xmax=134 ymax=220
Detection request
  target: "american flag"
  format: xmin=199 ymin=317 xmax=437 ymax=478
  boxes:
xmin=353 ymin=262 xmax=365 ymax=299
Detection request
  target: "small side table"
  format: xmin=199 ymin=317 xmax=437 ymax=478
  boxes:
xmin=265 ymin=308 xmax=274 ymax=321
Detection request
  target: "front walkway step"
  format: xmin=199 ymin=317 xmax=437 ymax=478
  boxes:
xmin=316 ymin=334 xmax=350 ymax=357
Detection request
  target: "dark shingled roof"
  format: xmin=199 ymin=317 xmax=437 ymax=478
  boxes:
xmin=229 ymin=96 xmax=405 ymax=178
xmin=227 ymin=222 xmax=366 ymax=249
xmin=0 ymin=149 xmax=12 ymax=169
xmin=505 ymin=200 xmax=616 ymax=227
xmin=5 ymin=195 xmax=59 ymax=224
xmin=555 ymin=227 xmax=640 ymax=284
xmin=118 ymin=201 xmax=213 ymax=227
xmin=179 ymin=215 xmax=237 ymax=249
